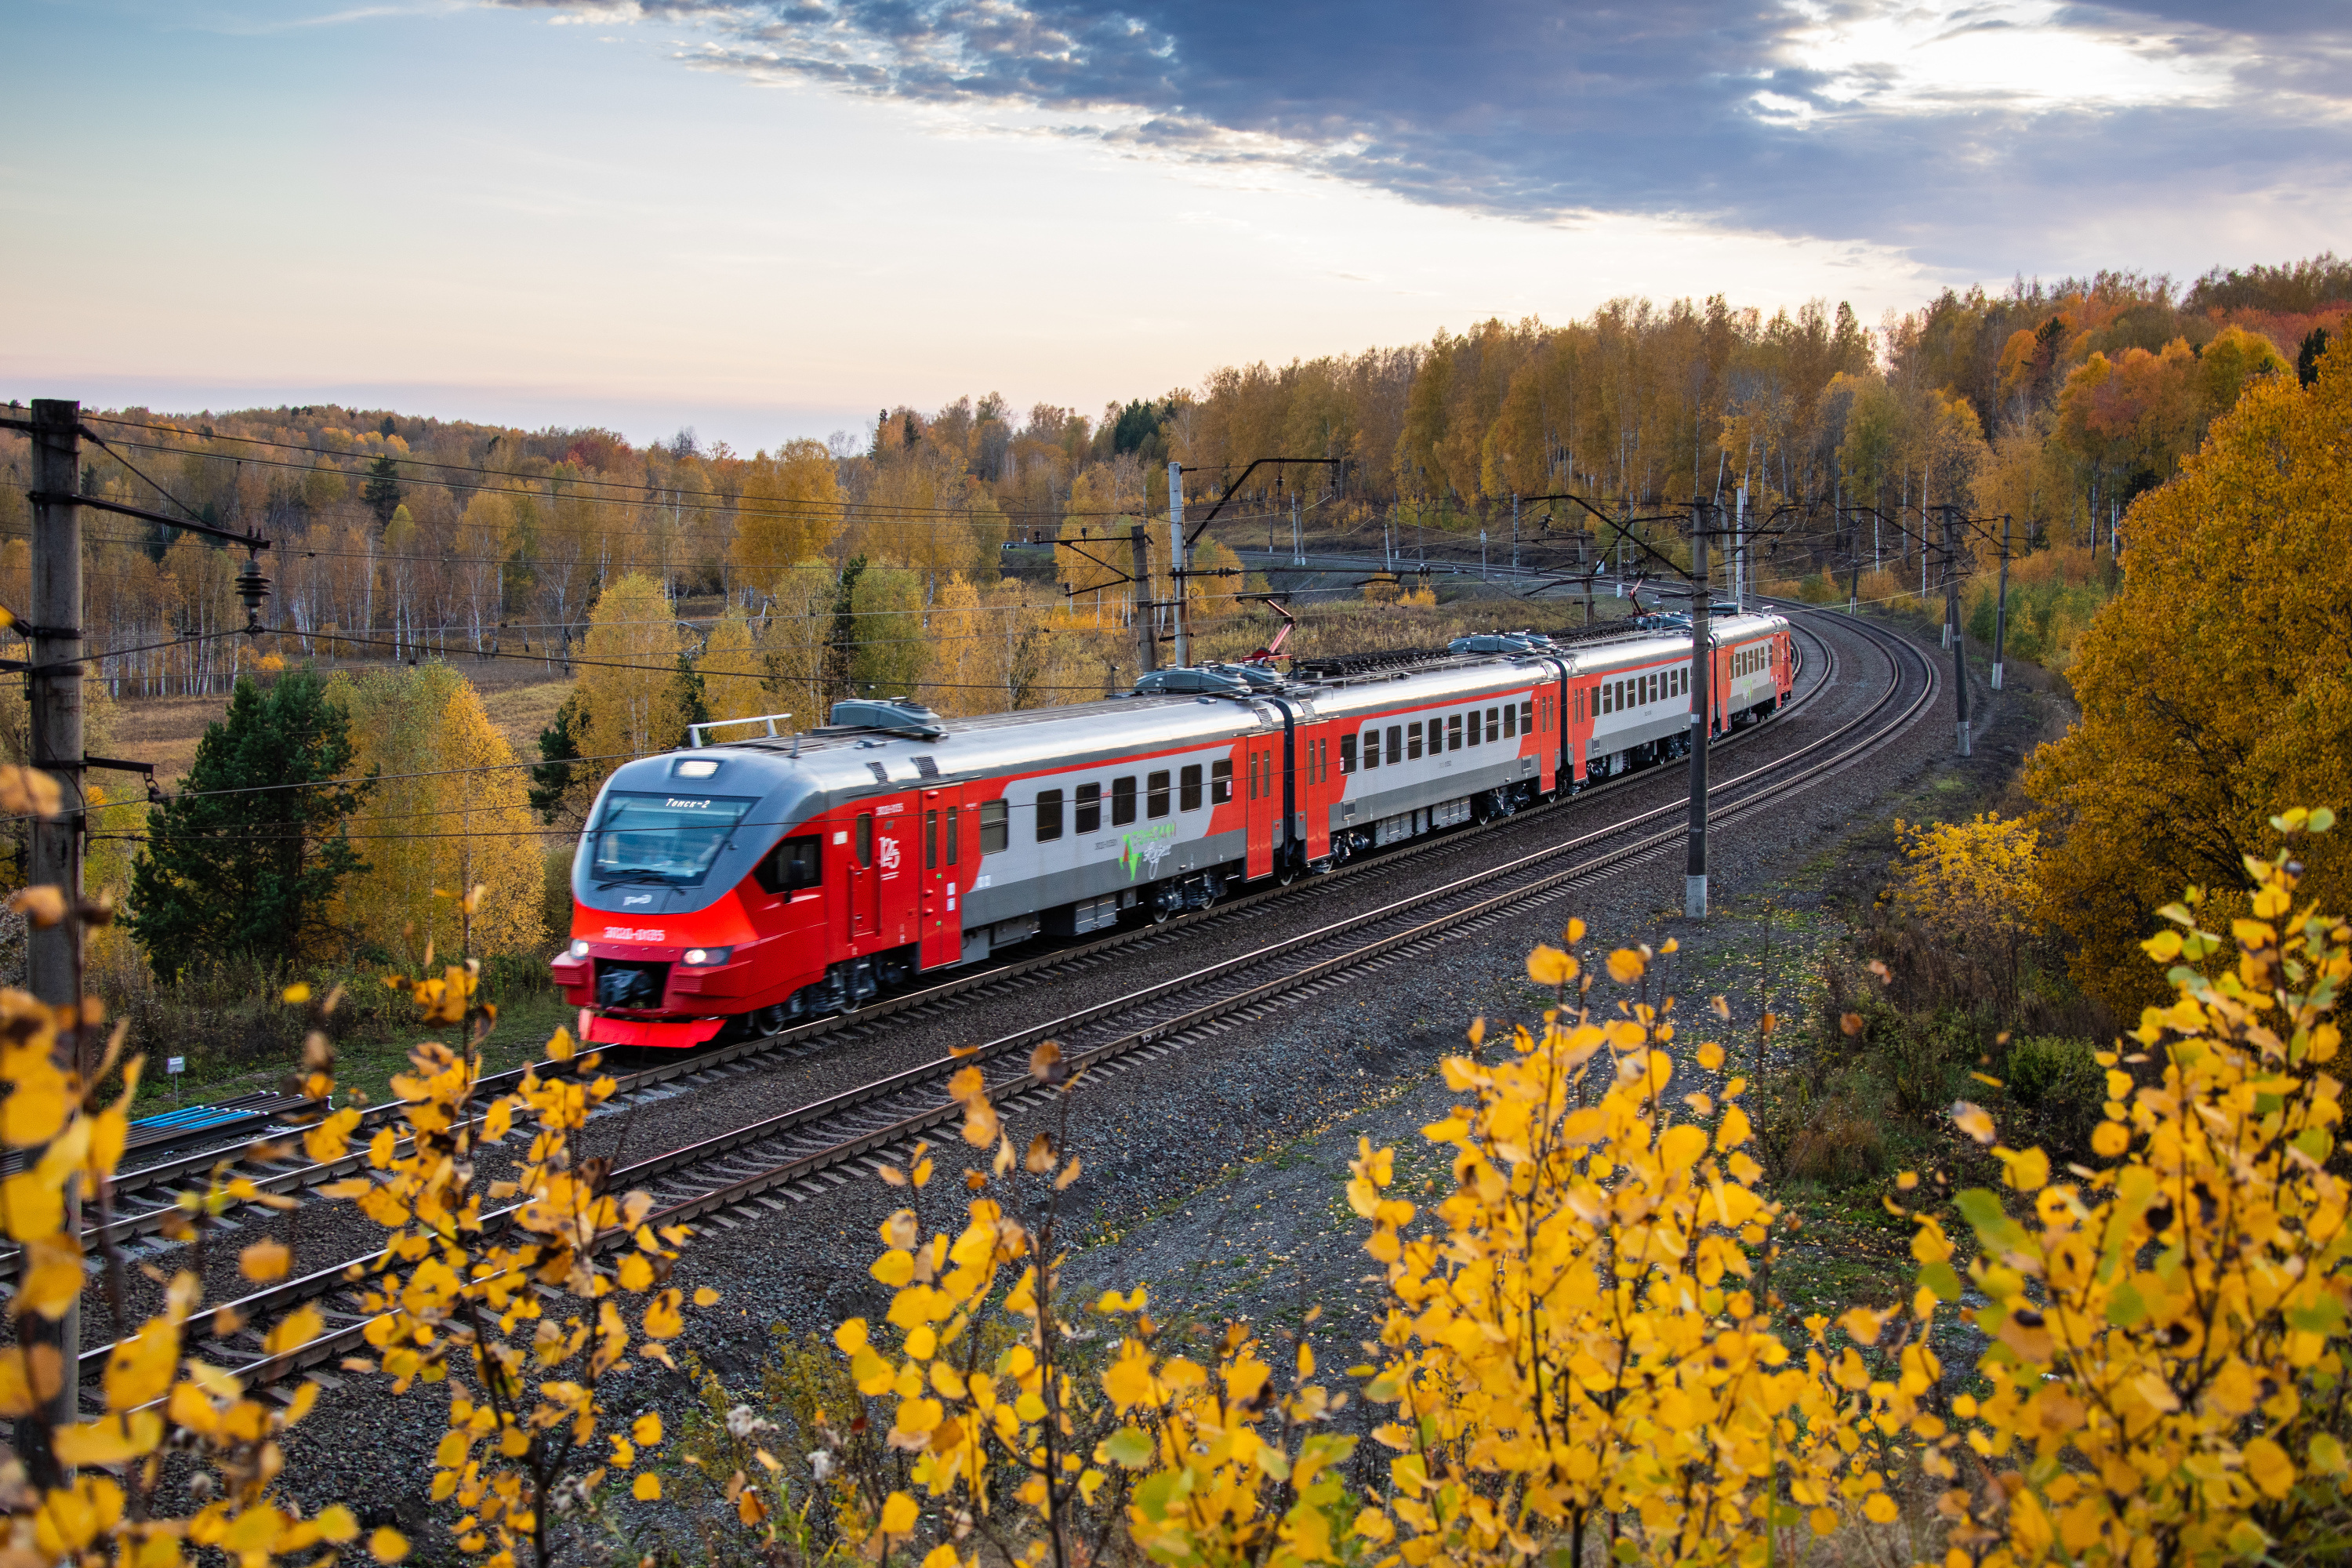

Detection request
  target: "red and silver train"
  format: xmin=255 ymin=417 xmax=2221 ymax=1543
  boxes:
xmin=550 ymin=612 xmax=1794 ymax=1047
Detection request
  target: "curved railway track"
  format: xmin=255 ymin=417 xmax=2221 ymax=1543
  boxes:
xmin=76 ymin=613 xmax=1846 ymax=1245
xmin=70 ymin=607 xmax=1935 ymax=1403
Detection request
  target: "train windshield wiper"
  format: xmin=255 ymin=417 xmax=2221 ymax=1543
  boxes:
xmin=593 ymin=868 xmax=677 ymax=888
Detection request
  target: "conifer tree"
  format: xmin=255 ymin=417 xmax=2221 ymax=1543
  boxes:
xmin=127 ymin=667 xmax=369 ymax=978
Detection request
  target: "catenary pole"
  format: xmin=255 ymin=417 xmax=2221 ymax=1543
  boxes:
xmin=1168 ymin=461 xmax=1188 ymax=667
xmin=1945 ymin=506 xmax=1971 ymax=757
xmin=1991 ymin=512 xmax=2011 ymax=691
xmin=1686 ymin=502 xmax=1711 ymax=919
xmin=1130 ymin=524 xmax=1156 ymax=676
xmin=24 ymin=397 xmax=84 ymax=1478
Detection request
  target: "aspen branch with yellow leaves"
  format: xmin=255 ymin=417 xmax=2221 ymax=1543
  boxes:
xmin=0 ymin=873 xmax=720 ymax=1568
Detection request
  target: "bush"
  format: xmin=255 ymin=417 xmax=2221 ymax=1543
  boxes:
xmin=2004 ymin=1033 xmax=2100 ymax=1109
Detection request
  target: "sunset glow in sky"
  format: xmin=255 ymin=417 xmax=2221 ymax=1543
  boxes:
xmin=5 ymin=0 xmax=2344 ymax=447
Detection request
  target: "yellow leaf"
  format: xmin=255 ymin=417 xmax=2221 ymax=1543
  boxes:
xmin=239 ymin=1239 xmax=292 ymax=1282
xmin=1863 ymin=1493 xmax=1899 ymax=1524
xmin=2245 ymin=1436 xmax=2296 ymax=1500
xmin=8 ymin=886 xmax=65 ymax=927
xmin=17 ymin=1235 xmax=85 ymax=1319
xmin=1606 ymin=949 xmax=1645 ymax=984
xmin=1717 ymin=1104 xmax=1752 ymax=1150
xmin=694 ymin=1287 xmax=720 ymax=1307
xmin=53 ymin=1410 xmax=163 ymax=1465
xmin=103 ymin=1322 xmax=178 ymax=1411
xmin=1526 ymin=945 xmax=1574 ymax=986
xmin=633 ymin=1410 xmax=662 ymax=1446
xmin=2092 ymin=1120 xmax=2131 ymax=1158
xmin=642 ymin=1290 xmax=684 ymax=1339
xmin=633 ymin=1472 xmax=662 ymax=1501
xmin=1696 ymin=1040 xmax=1725 ymax=1070
xmin=880 ymin=1491 xmax=918 ymax=1536
xmin=1951 ymin=1102 xmax=1997 ymax=1144
xmin=2003 ymin=1148 xmax=2049 ymax=1192
xmin=617 ymin=1253 xmax=654 ymax=1292
xmin=283 ymin=983 xmax=313 ymax=1004
xmin=0 ymin=1345 xmax=62 ymax=1417
xmin=315 ymin=1505 xmax=360 ymax=1542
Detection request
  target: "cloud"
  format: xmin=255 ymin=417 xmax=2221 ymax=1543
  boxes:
xmin=490 ymin=0 xmax=2352 ymax=274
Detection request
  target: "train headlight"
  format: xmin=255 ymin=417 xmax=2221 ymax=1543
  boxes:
xmin=568 ymin=940 xmax=590 ymax=958
xmin=681 ymin=946 xmax=731 ymax=967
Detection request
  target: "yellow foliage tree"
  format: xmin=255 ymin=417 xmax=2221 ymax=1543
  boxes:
xmin=1924 ymin=812 xmax=2352 ymax=1566
xmin=575 ymin=572 xmax=693 ymax=769
xmin=332 ymin=663 xmax=546 ymax=957
xmin=731 ymin=441 xmax=842 ymax=594
xmin=2026 ymin=340 xmax=2349 ymax=1012
xmin=1889 ymin=813 xmax=2042 ymax=1003
xmin=698 ymin=606 xmax=769 ymax=731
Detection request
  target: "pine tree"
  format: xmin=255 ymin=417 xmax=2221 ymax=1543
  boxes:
xmin=529 ymin=691 xmax=586 ymax=823
xmin=127 ymin=667 xmax=369 ymax=979
xmin=362 ymin=453 xmax=402 ymax=525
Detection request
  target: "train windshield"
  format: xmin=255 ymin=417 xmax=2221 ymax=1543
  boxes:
xmin=589 ymin=793 xmax=758 ymax=887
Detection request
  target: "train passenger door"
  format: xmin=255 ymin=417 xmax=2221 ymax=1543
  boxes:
xmin=845 ymin=809 xmax=880 ymax=942
xmin=1244 ymin=735 xmax=1276 ymax=880
xmin=918 ymin=786 xmax=965 ymax=969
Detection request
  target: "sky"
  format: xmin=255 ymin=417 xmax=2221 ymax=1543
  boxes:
xmin=3 ymin=0 xmax=2346 ymax=450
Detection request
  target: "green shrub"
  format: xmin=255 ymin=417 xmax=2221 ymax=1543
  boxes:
xmin=2005 ymin=1034 xmax=2100 ymax=1107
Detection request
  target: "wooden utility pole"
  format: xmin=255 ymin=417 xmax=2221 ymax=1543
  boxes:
xmin=1168 ymin=462 xmax=1188 ymax=668
xmin=1686 ymin=502 xmax=1712 ymax=919
xmin=25 ymin=397 xmax=84 ymax=1471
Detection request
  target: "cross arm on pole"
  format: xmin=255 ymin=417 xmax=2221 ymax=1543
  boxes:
xmin=1183 ymin=457 xmax=1341 ymax=548
xmin=26 ymin=491 xmax=270 ymax=553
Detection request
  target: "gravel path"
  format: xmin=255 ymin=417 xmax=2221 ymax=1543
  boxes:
xmin=181 ymin=613 xmax=2032 ymax=1555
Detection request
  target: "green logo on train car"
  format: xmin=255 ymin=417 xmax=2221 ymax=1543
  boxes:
xmin=1120 ymin=824 xmax=1176 ymax=880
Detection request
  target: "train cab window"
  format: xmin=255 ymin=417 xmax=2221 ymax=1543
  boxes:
xmin=1385 ymin=725 xmax=1402 ymax=764
xmin=924 ymin=811 xmax=938 ymax=869
xmin=754 ymin=834 xmax=822 ymax=895
xmin=1210 ymin=759 xmax=1232 ymax=804
xmin=1447 ymin=714 xmax=1463 ymax=750
xmin=1076 ymin=782 xmax=1102 ymax=833
xmin=1340 ymin=734 xmax=1358 ymax=773
xmin=1112 ymin=776 xmax=1138 ymax=826
xmin=1180 ymin=764 xmax=1203 ymax=810
xmin=1147 ymin=771 xmax=1171 ymax=818
xmin=979 ymin=800 xmax=1008 ymax=855
xmin=1036 ymin=789 xmax=1064 ymax=842
xmin=1407 ymin=723 xmax=1424 ymax=761
xmin=855 ymin=812 xmax=874 ymax=867
xmin=946 ymin=808 xmax=960 ymax=866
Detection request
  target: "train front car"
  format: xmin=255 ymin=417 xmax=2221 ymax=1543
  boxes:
xmin=549 ymin=737 xmax=837 ymax=1049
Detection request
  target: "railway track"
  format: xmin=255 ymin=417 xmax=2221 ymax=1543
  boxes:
xmin=72 ymin=607 xmax=1934 ymax=1403
xmin=80 ymin=610 xmax=1846 ymax=1234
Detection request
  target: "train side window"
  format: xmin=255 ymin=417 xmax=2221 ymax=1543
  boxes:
xmin=946 ymin=808 xmax=960 ymax=865
xmin=1502 ymin=703 xmax=1515 ymax=739
xmin=1211 ymin=759 xmax=1232 ymax=804
xmin=1448 ymin=714 xmax=1463 ymax=750
xmin=754 ymin=834 xmax=822 ymax=895
xmin=1147 ymin=771 xmax=1171 ymax=818
xmin=1341 ymin=734 xmax=1357 ymax=773
xmin=1486 ymin=706 xmax=1499 ymax=742
xmin=979 ymin=800 xmax=1008 ymax=855
xmin=1407 ymin=723 xmax=1423 ymax=760
xmin=1036 ymin=789 xmax=1064 ymax=842
xmin=924 ymin=810 xmax=938 ymax=869
xmin=1076 ymin=782 xmax=1101 ymax=833
xmin=1180 ymin=764 xmax=1203 ymax=811
xmin=1112 ymin=776 xmax=1138 ymax=826
xmin=1385 ymin=725 xmax=1401 ymax=764
xmin=1465 ymin=710 xmax=1480 ymax=748
xmin=1525 ymin=699 xmax=1537 ymax=733
xmin=855 ymin=812 xmax=874 ymax=867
